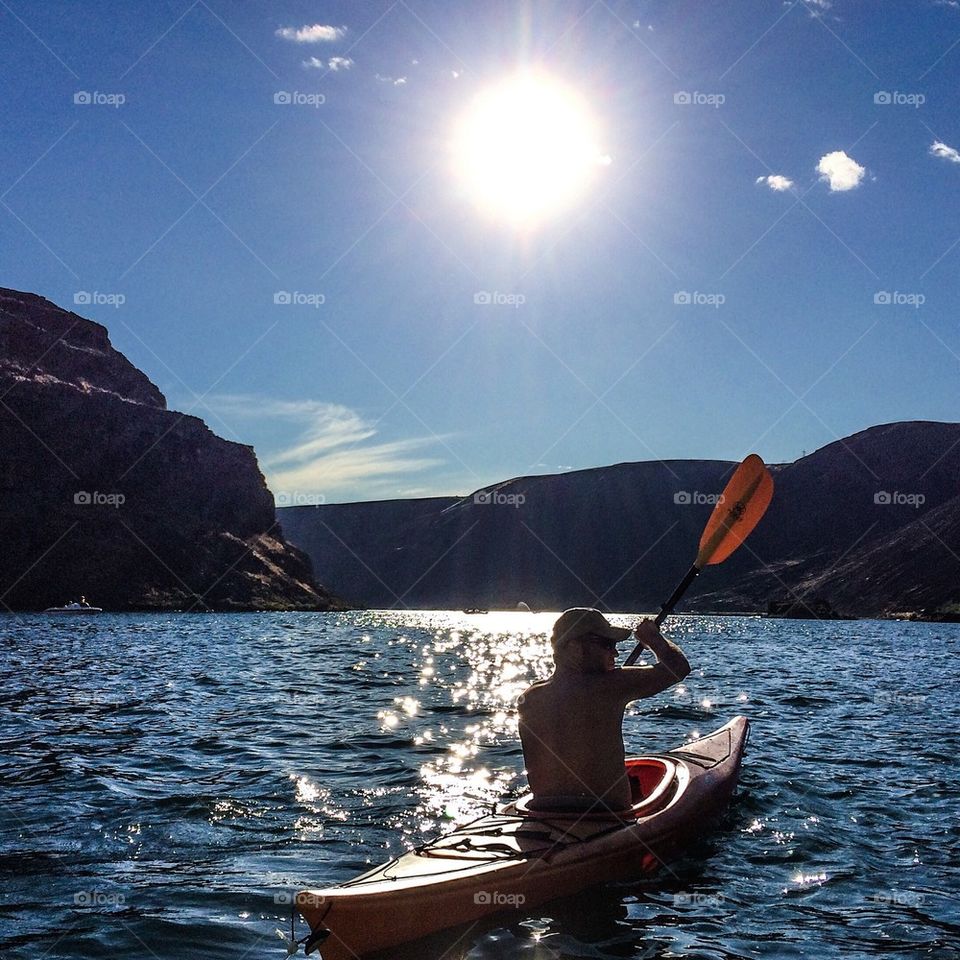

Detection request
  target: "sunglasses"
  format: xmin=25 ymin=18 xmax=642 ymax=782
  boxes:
xmin=581 ymin=634 xmax=619 ymax=651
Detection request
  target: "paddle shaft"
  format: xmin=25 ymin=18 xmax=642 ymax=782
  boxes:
xmin=619 ymin=453 xmax=774 ymax=669
xmin=654 ymin=563 xmax=701 ymax=627
xmin=623 ymin=562 xmax=700 ymax=666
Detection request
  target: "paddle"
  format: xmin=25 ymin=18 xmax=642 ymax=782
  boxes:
xmin=623 ymin=454 xmax=774 ymax=666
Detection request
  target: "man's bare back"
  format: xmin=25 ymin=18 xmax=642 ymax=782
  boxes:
xmin=517 ymin=610 xmax=690 ymax=812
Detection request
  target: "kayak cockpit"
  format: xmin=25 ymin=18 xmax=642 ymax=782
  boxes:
xmin=509 ymin=757 xmax=677 ymax=821
xmin=626 ymin=757 xmax=677 ymax=817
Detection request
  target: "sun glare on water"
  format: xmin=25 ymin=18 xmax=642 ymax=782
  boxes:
xmin=451 ymin=71 xmax=609 ymax=228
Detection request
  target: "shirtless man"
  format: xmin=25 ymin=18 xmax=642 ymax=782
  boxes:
xmin=517 ymin=608 xmax=690 ymax=812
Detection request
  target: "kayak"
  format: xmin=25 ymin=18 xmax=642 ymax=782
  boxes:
xmin=298 ymin=715 xmax=748 ymax=956
xmin=296 ymin=715 xmax=749 ymax=958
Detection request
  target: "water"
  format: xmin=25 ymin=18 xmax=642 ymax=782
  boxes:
xmin=1 ymin=612 xmax=958 ymax=959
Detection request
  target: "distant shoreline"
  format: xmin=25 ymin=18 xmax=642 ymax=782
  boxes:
xmin=7 ymin=607 xmax=959 ymax=623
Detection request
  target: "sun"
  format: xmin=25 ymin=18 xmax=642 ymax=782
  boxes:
xmin=450 ymin=71 xmax=608 ymax=228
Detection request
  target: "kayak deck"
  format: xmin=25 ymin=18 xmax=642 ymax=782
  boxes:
xmin=297 ymin=715 xmax=748 ymax=959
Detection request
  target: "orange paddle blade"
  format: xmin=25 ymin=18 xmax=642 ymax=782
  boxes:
xmin=696 ymin=454 xmax=774 ymax=567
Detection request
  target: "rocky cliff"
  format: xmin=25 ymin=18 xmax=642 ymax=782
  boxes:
xmin=0 ymin=287 xmax=346 ymax=611
xmin=279 ymin=421 xmax=960 ymax=618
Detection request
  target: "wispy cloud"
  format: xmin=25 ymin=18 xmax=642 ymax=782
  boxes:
xmin=201 ymin=394 xmax=447 ymax=500
xmin=817 ymin=150 xmax=866 ymax=191
xmin=756 ymin=174 xmax=795 ymax=191
xmin=375 ymin=73 xmax=407 ymax=86
xmin=276 ymin=24 xmax=345 ymax=43
xmin=931 ymin=140 xmax=960 ymax=163
xmin=303 ymin=55 xmax=354 ymax=71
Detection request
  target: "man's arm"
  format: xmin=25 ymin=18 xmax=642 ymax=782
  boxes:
xmin=609 ymin=619 xmax=691 ymax=702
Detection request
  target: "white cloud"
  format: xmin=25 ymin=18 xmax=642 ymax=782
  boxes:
xmin=931 ymin=140 xmax=960 ymax=163
xmin=816 ymin=150 xmax=866 ymax=191
xmin=200 ymin=394 xmax=446 ymax=499
xmin=375 ymin=73 xmax=407 ymax=86
xmin=276 ymin=24 xmax=345 ymax=43
xmin=756 ymin=174 xmax=795 ymax=191
xmin=302 ymin=55 xmax=353 ymax=71
xmin=269 ymin=436 xmax=445 ymax=496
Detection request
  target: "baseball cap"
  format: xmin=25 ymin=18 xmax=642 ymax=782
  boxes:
xmin=551 ymin=608 xmax=632 ymax=649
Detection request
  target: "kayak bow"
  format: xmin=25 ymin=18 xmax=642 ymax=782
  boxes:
xmin=297 ymin=715 xmax=748 ymax=958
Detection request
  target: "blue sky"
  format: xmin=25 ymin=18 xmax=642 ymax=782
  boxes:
xmin=2 ymin=0 xmax=959 ymax=502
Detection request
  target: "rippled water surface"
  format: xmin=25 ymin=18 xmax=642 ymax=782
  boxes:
xmin=2 ymin=612 xmax=958 ymax=959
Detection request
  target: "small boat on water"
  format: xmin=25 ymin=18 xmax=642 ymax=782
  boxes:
xmin=296 ymin=715 xmax=749 ymax=958
xmin=43 ymin=598 xmax=103 ymax=613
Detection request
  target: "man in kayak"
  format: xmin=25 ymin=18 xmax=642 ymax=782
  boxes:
xmin=517 ymin=608 xmax=690 ymax=813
